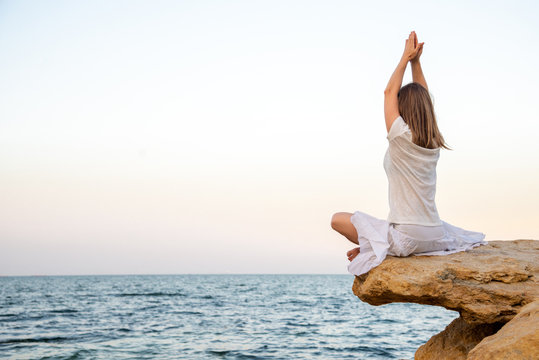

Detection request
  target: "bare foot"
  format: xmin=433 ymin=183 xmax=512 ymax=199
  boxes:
xmin=347 ymin=247 xmax=360 ymax=262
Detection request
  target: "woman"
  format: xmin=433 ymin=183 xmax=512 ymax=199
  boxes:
xmin=331 ymin=31 xmax=486 ymax=276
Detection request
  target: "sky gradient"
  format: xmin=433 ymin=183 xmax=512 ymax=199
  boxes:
xmin=1 ymin=0 xmax=538 ymax=275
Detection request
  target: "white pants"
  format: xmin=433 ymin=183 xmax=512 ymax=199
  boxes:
xmin=347 ymin=211 xmax=487 ymax=276
xmin=393 ymin=223 xmax=450 ymax=254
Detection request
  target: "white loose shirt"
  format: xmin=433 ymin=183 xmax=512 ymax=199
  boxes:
xmin=383 ymin=116 xmax=442 ymax=226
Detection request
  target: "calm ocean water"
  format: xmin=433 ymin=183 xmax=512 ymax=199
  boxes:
xmin=0 ymin=275 xmax=457 ymax=359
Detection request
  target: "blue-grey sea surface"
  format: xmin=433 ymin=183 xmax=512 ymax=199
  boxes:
xmin=0 ymin=274 xmax=458 ymax=359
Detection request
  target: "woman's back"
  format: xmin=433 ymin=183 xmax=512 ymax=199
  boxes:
xmin=383 ymin=115 xmax=442 ymax=226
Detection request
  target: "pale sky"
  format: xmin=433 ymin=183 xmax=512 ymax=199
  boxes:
xmin=1 ymin=0 xmax=538 ymax=275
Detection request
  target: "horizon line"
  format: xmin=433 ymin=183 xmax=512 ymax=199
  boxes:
xmin=0 ymin=273 xmax=352 ymax=277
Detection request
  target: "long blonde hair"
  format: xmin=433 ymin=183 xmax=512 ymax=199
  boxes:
xmin=397 ymin=82 xmax=450 ymax=150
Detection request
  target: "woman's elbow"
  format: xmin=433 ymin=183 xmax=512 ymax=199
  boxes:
xmin=384 ymin=87 xmax=397 ymax=96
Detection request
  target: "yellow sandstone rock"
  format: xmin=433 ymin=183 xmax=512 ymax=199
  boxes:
xmin=415 ymin=317 xmax=502 ymax=360
xmin=351 ymin=240 xmax=539 ymax=359
xmin=467 ymin=300 xmax=539 ymax=360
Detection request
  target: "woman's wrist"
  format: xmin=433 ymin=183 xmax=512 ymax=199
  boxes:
xmin=398 ymin=56 xmax=409 ymax=68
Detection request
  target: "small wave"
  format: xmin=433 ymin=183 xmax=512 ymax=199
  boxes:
xmin=173 ymin=310 xmax=203 ymax=316
xmin=323 ymin=318 xmax=347 ymax=323
xmin=63 ymin=348 xmax=97 ymax=360
xmin=0 ymin=313 xmax=53 ymax=323
xmin=282 ymin=299 xmax=313 ymax=306
xmin=49 ymin=309 xmax=78 ymax=314
xmin=0 ymin=313 xmax=17 ymax=318
xmin=285 ymin=321 xmax=318 ymax=327
xmin=115 ymin=292 xmax=186 ymax=297
xmin=206 ymin=349 xmax=266 ymax=359
xmin=323 ymin=345 xmax=395 ymax=357
xmin=238 ymin=287 xmax=257 ymax=292
xmin=232 ymin=354 xmax=263 ymax=359
xmin=2 ymin=300 xmax=20 ymax=306
xmin=207 ymin=349 xmax=231 ymax=356
xmin=0 ymin=336 xmax=74 ymax=345
xmin=198 ymin=295 xmax=214 ymax=299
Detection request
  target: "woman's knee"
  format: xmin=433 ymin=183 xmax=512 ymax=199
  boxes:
xmin=331 ymin=212 xmax=358 ymax=244
xmin=331 ymin=212 xmax=350 ymax=231
xmin=330 ymin=213 xmax=340 ymax=230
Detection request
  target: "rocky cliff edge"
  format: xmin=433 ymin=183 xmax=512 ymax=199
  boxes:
xmin=352 ymin=240 xmax=539 ymax=359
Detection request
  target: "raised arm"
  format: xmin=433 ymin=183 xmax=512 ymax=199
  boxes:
xmin=410 ymin=32 xmax=428 ymax=91
xmin=384 ymin=31 xmax=422 ymax=132
xmin=383 ymin=59 xmax=407 ymax=132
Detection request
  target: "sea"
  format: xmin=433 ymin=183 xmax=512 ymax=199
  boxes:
xmin=0 ymin=274 xmax=458 ymax=360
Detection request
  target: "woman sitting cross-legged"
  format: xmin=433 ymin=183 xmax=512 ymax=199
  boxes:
xmin=331 ymin=31 xmax=486 ymax=276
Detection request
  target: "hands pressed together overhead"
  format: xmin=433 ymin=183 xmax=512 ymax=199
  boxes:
xmin=402 ymin=31 xmax=424 ymax=63
xmin=384 ymin=30 xmax=427 ymax=125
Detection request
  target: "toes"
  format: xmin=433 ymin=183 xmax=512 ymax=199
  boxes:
xmin=347 ymin=247 xmax=360 ymax=261
xmin=347 ymin=248 xmax=360 ymax=256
